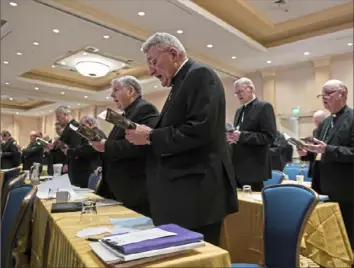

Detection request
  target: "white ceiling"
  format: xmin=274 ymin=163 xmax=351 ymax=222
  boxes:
xmin=0 ymin=0 xmax=353 ymax=116
xmin=246 ymin=0 xmax=353 ymax=23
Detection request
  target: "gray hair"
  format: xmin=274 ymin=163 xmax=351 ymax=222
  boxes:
xmin=55 ymin=105 xmax=71 ymax=115
xmin=323 ymin=79 xmax=347 ymax=91
xmin=313 ymin=110 xmax=327 ymax=119
xmin=141 ymin=32 xmax=187 ymax=56
xmin=234 ymin=77 xmax=255 ymax=91
xmin=80 ymin=116 xmax=97 ymax=128
xmin=111 ymin=75 xmax=143 ymax=96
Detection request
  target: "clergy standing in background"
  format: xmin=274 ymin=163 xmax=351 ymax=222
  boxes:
xmin=298 ymin=79 xmax=354 ymax=250
xmin=91 ymin=76 xmax=159 ymax=217
xmin=125 ymin=32 xmax=238 ymax=246
xmin=22 ymin=131 xmax=44 ymax=170
xmin=227 ymin=77 xmax=276 ymax=191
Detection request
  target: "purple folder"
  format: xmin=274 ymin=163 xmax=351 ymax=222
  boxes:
xmin=103 ymin=224 xmax=204 ymax=255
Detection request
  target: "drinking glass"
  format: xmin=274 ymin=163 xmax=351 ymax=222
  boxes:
xmin=79 ymin=200 xmax=98 ymax=224
xmin=242 ymin=185 xmax=252 ymax=197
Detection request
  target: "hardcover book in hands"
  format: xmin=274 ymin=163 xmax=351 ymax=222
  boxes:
xmin=99 ymin=108 xmax=137 ymax=130
xmin=287 ymin=137 xmax=307 ymax=149
xmin=69 ymin=124 xmax=104 ymax=142
xmin=36 ymin=137 xmax=50 ymax=147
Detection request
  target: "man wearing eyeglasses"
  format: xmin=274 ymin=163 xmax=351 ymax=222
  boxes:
xmin=298 ymin=79 xmax=353 ymax=250
xmin=227 ymin=77 xmax=277 ymax=191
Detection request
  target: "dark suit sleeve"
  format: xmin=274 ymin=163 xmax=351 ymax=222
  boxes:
xmin=238 ymin=102 xmax=276 ymax=146
xmin=150 ymin=67 xmax=221 ymax=155
xmin=2 ymin=142 xmax=19 ymax=157
xmin=22 ymin=144 xmax=43 ymax=157
xmin=322 ymin=125 xmax=354 ymax=163
xmin=104 ymin=104 xmax=159 ymax=160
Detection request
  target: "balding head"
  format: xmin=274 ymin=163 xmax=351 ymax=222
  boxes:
xmin=313 ymin=110 xmax=327 ymax=127
xmin=320 ymin=79 xmax=348 ymax=113
xmin=29 ymin=131 xmax=39 ymax=143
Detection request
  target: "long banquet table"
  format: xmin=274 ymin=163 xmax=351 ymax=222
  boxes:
xmin=30 ymin=195 xmax=231 ymax=268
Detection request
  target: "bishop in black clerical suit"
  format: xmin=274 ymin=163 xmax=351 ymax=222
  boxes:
xmin=92 ymin=76 xmax=159 ymax=217
xmin=299 ymin=79 xmax=353 ymax=249
xmin=228 ymin=78 xmax=276 ymax=191
xmin=125 ymin=33 xmax=238 ymax=246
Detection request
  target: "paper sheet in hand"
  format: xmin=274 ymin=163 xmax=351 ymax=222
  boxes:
xmin=69 ymin=124 xmax=104 ymax=142
xmin=102 ymin=228 xmax=176 ymax=246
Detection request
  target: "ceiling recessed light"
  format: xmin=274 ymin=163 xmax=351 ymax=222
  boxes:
xmin=206 ymin=44 xmax=213 ymax=48
xmin=33 ymin=42 xmax=39 ymax=46
xmin=84 ymin=96 xmax=88 ymax=99
xmin=9 ymin=2 xmax=17 ymax=7
xmin=348 ymin=42 xmax=353 ymax=46
xmin=103 ymin=35 xmax=110 ymax=39
xmin=3 ymin=61 xmax=9 ymax=64
xmin=304 ymin=52 xmax=310 ymax=56
xmin=138 ymin=11 xmax=145 ymax=16
xmin=231 ymin=56 xmax=236 ymax=60
xmin=5 ymin=82 xmax=9 ymax=85
xmin=9 ymin=98 xmax=13 ymax=101
xmin=176 ymin=30 xmax=184 ymax=34
xmin=16 ymin=52 xmax=22 ymax=56
xmin=266 ymin=60 xmax=272 ymax=64
xmin=61 ymin=91 xmax=65 ymax=95
xmin=53 ymin=29 xmax=60 ymax=33
xmin=15 ymin=112 xmax=19 ymax=115
xmin=34 ymin=87 xmax=39 ymax=90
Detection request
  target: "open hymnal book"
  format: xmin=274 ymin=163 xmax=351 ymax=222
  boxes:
xmin=69 ymin=124 xmax=104 ymax=142
xmin=98 ymin=108 xmax=136 ymax=130
xmin=36 ymin=137 xmax=50 ymax=147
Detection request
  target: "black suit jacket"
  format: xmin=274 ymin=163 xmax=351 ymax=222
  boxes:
xmin=270 ymin=131 xmax=287 ymax=171
xmin=99 ymin=98 xmax=159 ymax=208
xmin=304 ymin=106 xmax=353 ymax=203
xmin=231 ymin=98 xmax=276 ymax=185
xmin=22 ymin=141 xmax=44 ymax=170
xmin=61 ymin=120 xmax=107 ymax=187
xmin=146 ymin=59 xmax=238 ymax=229
xmin=1 ymin=138 xmax=21 ymax=169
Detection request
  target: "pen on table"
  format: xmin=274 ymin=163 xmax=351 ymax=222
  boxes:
xmin=86 ymin=237 xmax=99 ymax=242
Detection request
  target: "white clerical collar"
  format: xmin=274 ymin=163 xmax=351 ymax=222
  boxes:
xmin=244 ymin=96 xmax=256 ymax=107
xmin=173 ymin=59 xmax=189 ymax=78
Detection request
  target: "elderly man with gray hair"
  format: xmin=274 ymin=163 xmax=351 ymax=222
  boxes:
xmin=298 ymin=79 xmax=354 ymax=249
xmin=91 ymin=75 xmax=159 ymax=216
xmin=227 ymin=77 xmax=276 ymax=191
xmin=125 ymin=32 xmax=238 ymax=245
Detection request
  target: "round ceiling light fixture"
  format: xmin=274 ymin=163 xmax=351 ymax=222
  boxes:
xmin=75 ymin=61 xmax=110 ymax=78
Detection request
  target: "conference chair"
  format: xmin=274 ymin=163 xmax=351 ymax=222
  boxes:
xmin=231 ymin=184 xmax=318 ymax=268
xmin=264 ymin=170 xmax=285 ymax=187
xmin=1 ymin=184 xmax=37 ymax=268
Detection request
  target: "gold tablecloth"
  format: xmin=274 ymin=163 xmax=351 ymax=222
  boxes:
xmin=31 ymin=197 xmax=231 ymax=268
xmin=220 ymin=192 xmax=353 ymax=268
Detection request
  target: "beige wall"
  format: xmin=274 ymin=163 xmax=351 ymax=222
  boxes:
xmin=1 ymin=52 xmax=352 ymax=145
xmin=0 ymin=114 xmax=42 ymax=147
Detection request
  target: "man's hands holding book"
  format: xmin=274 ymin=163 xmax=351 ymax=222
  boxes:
xmin=296 ymin=138 xmax=327 ymax=155
xmin=125 ymin=124 xmax=152 ymax=145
